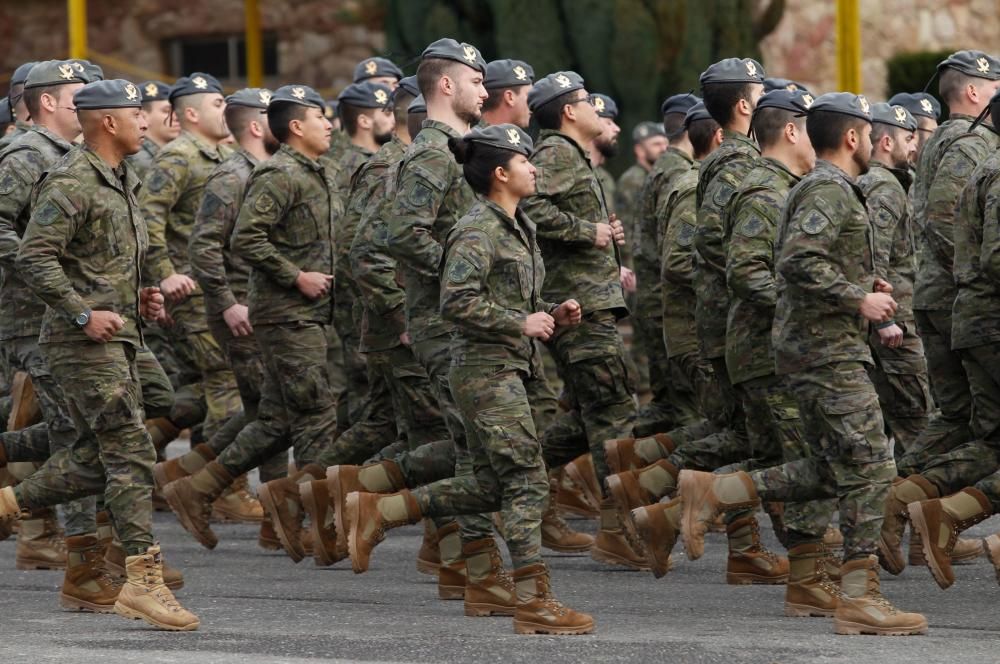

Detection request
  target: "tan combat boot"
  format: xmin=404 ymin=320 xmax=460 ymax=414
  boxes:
xmin=607 ymin=460 xmax=679 ymax=537
xmin=877 ymin=474 xmax=937 ymax=575
xmin=631 ymin=499 xmax=679 ymax=578
xmin=114 ymin=544 xmax=199 ymax=631
xmin=604 ymin=432 xmax=675 ymax=475
xmin=258 ymin=516 xmax=283 ymax=551
xmin=823 ymin=525 xmax=844 ymax=550
xmin=7 ymin=371 xmax=41 ymax=431
xmin=326 ymin=460 xmax=406 ymax=559
xmin=908 ymin=531 xmax=982 ymax=566
xmin=146 ymin=417 xmax=181 ymax=456
xmin=0 ymin=466 xmax=13 ymax=542
xmin=213 ymin=474 xmax=264 ymax=523
xmin=463 ymin=538 xmax=516 ymax=617
xmin=346 ymin=489 xmax=422 ymax=573
xmin=299 ymin=477 xmax=340 ymax=566
xmin=105 ymin=538 xmax=184 ymax=590
xmin=16 ymin=508 xmax=67 ymax=570
xmin=512 ymin=563 xmax=594 ymax=635
xmin=725 ymin=515 xmax=789 ymax=585
xmin=784 ymin=543 xmax=841 ymax=617
xmin=833 ymin=555 xmax=927 ymax=635
xmin=908 ymin=487 xmax=992 ymax=589
xmin=153 ymin=443 xmax=216 ymax=490
xmin=416 ymin=519 xmax=441 ymax=575
xmin=60 ymin=534 xmax=123 ymax=613
xmin=591 ymin=499 xmax=649 ymax=571
xmin=436 ymin=521 xmax=468 ymax=599
xmin=553 ymin=467 xmax=599 ymax=519
xmin=258 ymin=464 xmax=325 ymax=562
xmin=162 ymin=461 xmax=234 ymax=549
xmin=563 ymin=454 xmax=603 ymax=519
xmin=983 ymin=533 xmax=1000 ymax=585
xmin=677 ymin=470 xmax=760 ymax=560
xmin=541 ymin=474 xmax=592 ymax=553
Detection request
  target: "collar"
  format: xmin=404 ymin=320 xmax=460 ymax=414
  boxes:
xmin=278 ymin=142 xmax=324 ymax=172
xmin=28 ymin=124 xmax=75 ymax=152
xmin=538 ymin=129 xmax=591 ymax=165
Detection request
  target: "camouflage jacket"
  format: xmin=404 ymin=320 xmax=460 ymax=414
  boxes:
xmin=596 ymin=165 xmax=616 ymax=215
xmin=331 ymin=142 xmax=373 ymax=336
xmin=387 ymin=120 xmax=475 ymax=343
xmin=521 ymin=130 xmax=626 ymax=322
xmin=633 ymin=147 xmax=694 ymax=320
xmin=17 ymin=146 xmax=147 ymax=347
xmin=694 ymin=129 xmax=760 ymax=359
xmin=349 ymin=137 xmax=407 ymax=352
xmin=232 ymin=143 xmax=339 ymax=326
xmin=441 ymin=198 xmax=554 ymax=369
xmin=138 ymin=131 xmax=232 ymax=331
xmin=126 ymin=137 xmax=160 ymax=181
xmin=912 ymin=115 xmax=998 ymax=311
xmin=660 ymin=163 xmax=700 ymax=359
xmin=0 ymin=121 xmax=30 ymax=152
xmin=857 ymin=160 xmax=916 ymax=322
xmin=615 ymin=163 xmax=647 ymax=267
xmin=952 ymin=148 xmax=1000 ymax=349
xmin=773 ymin=160 xmax=874 ymax=374
xmin=0 ymin=126 xmax=75 ymax=340
xmin=188 ymin=149 xmax=259 ymax=320
xmin=725 ymin=156 xmax=799 ymax=385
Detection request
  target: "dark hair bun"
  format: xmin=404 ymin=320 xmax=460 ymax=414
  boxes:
xmin=447 ymin=136 xmax=474 ymax=164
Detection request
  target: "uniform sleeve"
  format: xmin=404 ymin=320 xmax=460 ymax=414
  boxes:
xmin=694 ymin=157 xmax=754 ymax=278
xmin=983 ymin=173 xmax=1000 ymax=285
xmin=350 ymin=170 xmax=407 ymax=324
xmin=189 ymin=168 xmax=239 ymax=314
xmin=661 ymin=187 xmax=698 ymax=288
xmin=386 ymin=149 xmax=451 ymax=279
xmin=138 ymin=150 xmax=190 ymax=283
xmin=726 ymin=193 xmax=779 ymax=308
xmin=923 ymin=139 xmax=987 ymax=274
xmin=231 ymin=169 xmax=300 ymax=288
xmin=15 ymin=174 xmax=89 ymax=322
xmin=776 ymin=190 xmax=868 ymax=314
xmin=0 ymin=150 xmax=45 ymax=271
xmin=521 ymin=144 xmax=599 ymax=246
xmin=440 ymin=228 xmax=525 ymax=337
xmin=631 ymin=173 xmax=660 ymax=291
xmin=864 ymin=179 xmax=904 ymax=285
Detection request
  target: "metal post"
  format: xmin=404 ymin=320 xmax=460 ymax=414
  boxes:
xmin=68 ymin=0 xmax=88 ymax=60
xmin=245 ymin=0 xmax=263 ymax=86
xmin=836 ymin=0 xmax=862 ymax=93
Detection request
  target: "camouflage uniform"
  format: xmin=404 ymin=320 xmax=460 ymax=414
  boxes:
xmin=521 ymin=129 xmax=635 ymax=489
xmin=14 ymin=145 xmax=156 ymax=555
xmin=126 ymin=137 xmax=160 ymax=180
xmin=411 ymin=199 xmax=551 ymax=569
xmin=857 ymin=160 xmax=931 ymax=454
xmin=223 ymin=143 xmax=341 ymax=474
xmin=139 ymin=130 xmax=240 ymax=439
xmin=386 ymin=119 xmax=493 ymax=542
xmin=917 ymin=150 xmax=1000 ymax=507
xmin=726 ymin=156 xmax=834 ymax=541
xmin=188 ymin=148 xmax=287 ymax=482
xmin=0 ymin=120 xmax=31 ymax=152
xmin=0 ymin=126 xmax=89 ymax=534
xmin=615 ymin=163 xmax=646 ymax=269
xmin=749 ymin=160 xmax=895 ymax=561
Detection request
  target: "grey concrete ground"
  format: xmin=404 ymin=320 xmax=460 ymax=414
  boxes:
xmin=2 ymin=452 xmax=999 ymax=663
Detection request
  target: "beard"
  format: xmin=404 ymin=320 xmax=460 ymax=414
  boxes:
xmin=596 ymin=136 xmax=619 ymax=159
xmin=264 ymin=134 xmax=281 ymax=155
xmin=853 ymin=143 xmax=870 ymax=175
xmin=374 ymin=129 xmax=394 ymax=146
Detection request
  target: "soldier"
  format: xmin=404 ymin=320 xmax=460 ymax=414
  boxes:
xmin=482 ymin=59 xmax=534 ymax=128
xmin=346 ymin=124 xmax=594 ymax=635
xmin=127 ymin=81 xmax=179 ymax=178
xmin=1 ymin=78 xmax=198 ymax=631
xmin=163 ymin=85 xmax=341 ymax=555
xmin=617 ymin=120 xmax=668 ymax=263
xmin=353 ymin=56 xmax=404 ymax=89
xmin=677 ymin=93 xmax=927 ymax=636
xmin=888 ymin=92 xmax=941 ymax=158
xmin=587 ymin=93 xmax=622 ymax=221
xmin=0 ymin=60 xmax=90 ymax=571
xmin=0 ymin=62 xmax=38 ymax=150
xmin=0 ymin=98 xmax=15 ymax=137
xmin=520 ymin=72 xmax=643 ymax=567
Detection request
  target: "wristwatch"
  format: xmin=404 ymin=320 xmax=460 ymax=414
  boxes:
xmin=74 ymin=309 xmax=92 ymax=328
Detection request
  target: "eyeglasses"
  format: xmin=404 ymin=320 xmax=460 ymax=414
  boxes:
xmin=567 ymin=95 xmax=593 ymax=107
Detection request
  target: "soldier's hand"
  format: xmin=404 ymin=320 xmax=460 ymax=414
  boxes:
xmin=523 ymin=312 xmax=556 ymax=340
xmin=399 ymin=331 xmax=412 ymax=346
xmin=877 ymin=323 xmax=904 ymax=348
xmin=223 ymin=303 xmax=253 ymax=337
xmin=873 ymin=278 xmax=894 ymax=294
xmin=609 ymin=214 xmax=626 ymax=246
xmin=295 ymin=271 xmax=333 ymax=300
xmin=139 ymin=287 xmax=165 ymax=321
xmin=553 ymin=300 xmax=582 ymax=327
xmin=620 ymin=266 xmax=636 ymax=292
xmin=160 ymin=273 xmax=196 ymax=303
xmin=594 ymin=223 xmax=614 ymax=249
xmin=84 ymin=310 xmax=125 ymax=343
xmin=158 ymin=310 xmax=175 ymax=329
xmin=859 ymin=292 xmax=897 ymax=323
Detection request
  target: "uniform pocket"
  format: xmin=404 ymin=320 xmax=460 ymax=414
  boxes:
xmin=279 ymin=204 xmax=319 ymax=247
xmin=475 ymin=407 xmax=541 ymax=470
xmin=817 ymin=390 xmax=890 ymax=463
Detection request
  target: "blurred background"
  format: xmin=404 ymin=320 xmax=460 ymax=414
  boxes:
xmin=0 ymin=0 xmax=996 ymax=174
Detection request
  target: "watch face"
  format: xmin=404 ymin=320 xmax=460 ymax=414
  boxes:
xmin=76 ymin=312 xmax=89 ymax=326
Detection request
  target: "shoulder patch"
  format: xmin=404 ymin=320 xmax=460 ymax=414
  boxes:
xmin=253 ymin=191 xmax=277 ymax=214
xmin=446 ymin=257 xmax=476 ymax=284
xmin=677 ymin=222 xmax=695 ymax=246
xmin=145 ymin=168 xmax=170 ymax=194
xmin=736 ymin=215 xmax=766 ymax=238
xmin=33 ymin=199 xmax=64 ymax=226
xmin=408 ymin=181 xmax=435 ymax=209
xmin=0 ymin=171 xmax=21 ymax=195
xmin=873 ymin=203 xmax=896 ymax=229
xmin=799 ymin=210 xmax=830 ymax=235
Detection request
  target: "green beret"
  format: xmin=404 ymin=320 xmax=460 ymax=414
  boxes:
xmin=590 ymin=93 xmax=618 ymax=119
xmin=755 ymin=88 xmax=815 ymax=114
xmin=140 ymin=81 xmax=172 ymax=103
xmin=270 ymin=84 xmax=325 ymax=110
xmin=527 ymin=71 xmax=585 ymax=111
xmin=484 ymin=59 xmax=535 ymax=89
xmin=73 ymin=79 xmax=143 ymax=110
xmin=462 ymin=123 xmax=533 ymax=157
xmin=937 ymin=50 xmax=1000 ymax=81
xmin=888 ymin=92 xmax=940 ymax=120
xmin=226 ymin=87 xmax=272 ymax=109
xmin=11 ymin=62 xmax=38 ymax=87
xmin=24 ymin=60 xmax=88 ymax=89
xmin=67 ymin=59 xmax=104 ymax=83
xmin=700 ymin=57 xmax=765 ymax=86
xmin=421 ymin=38 xmax=486 ymax=74
xmin=169 ymin=72 xmax=224 ymax=102
xmin=337 ymin=82 xmax=393 ymax=109
xmin=353 ymin=57 xmax=403 ymax=83
xmin=807 ymin=92 xmax=872 ymax=122
xmin=870 ymin=102 xmax=917 ymax=132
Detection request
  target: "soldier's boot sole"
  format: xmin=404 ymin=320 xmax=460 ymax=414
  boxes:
xmin=589 ymin=545 xmax=648 ymax=571
xmin=541 ymin=538 xmax=593 ymax=554
xmin=877 ymin=532 xmax=906 ymax=576
xmin=114 ymin=602 xmax=199 ymax=632
xmin=465 ymin=602 xmax=516 ymax=617
xmin=632 ymin=507 xmax=675 ymax=579
xmin=258 ymin=482 xmax=304 ymax=563
xmin=564 ymin=462 xmax=601 ymax=518
xmin=907 ymin=501 xmax=952 ymax=589
xmin=784 ymin=602 xmax=836 ymax=618
xmin=438 ymin=584 xmax=465 ymax=600
xmin=16 ymin=556 xmax=67 ymax=571
xmin=416 ymin=556 xmax=440 ymax=576
xmin=513 ymin=618 xmax=595 ymax=636
xmin=726 ymin=571 xmax=789 ymax=585
xmin=60 ymin=593 xmax=117 ymax=614
xmin=299 ymin=481 xmax=337 ymax=567
xmin=833 ymin=619 xmax=927 ymax=636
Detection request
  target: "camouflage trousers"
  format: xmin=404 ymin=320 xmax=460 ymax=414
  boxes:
xmin=145 ymin=323 xmax=205 ymax=431
xmin=545 ymin=310 xmax=636 ymax=490
xmin=411 ymin=364 xmax=548 ymax=569
xmin=868 ymin=321 xmax=932 ymax=454
xmin=737 ymin=374 xmax=837 ymax=542
xmin=15 ymin=342 xmax=155 ymax=555
xmin=370 ymin=344 xmax=449 ymax=450
xmin=332 ymin=297 xmax=369 ymax=433
xmin=920 ymin=342 xmax=1000 ymax=510
xmin=135 ymin=346 xmax=175 ymax=421
xmin=632 ymin=314 xmax=699 ymax=436
xmin=187 ymin=329 xmax=242 ymax=440
xmin=749 ymin=362 xmax=896 ymax=560
xmin=411 ymin=334 xmax=493 ymax=542
xmin=914 ymin=308 xmax=972 ymax=432
xmin=217 ymin=322 xmax=338 ymax=476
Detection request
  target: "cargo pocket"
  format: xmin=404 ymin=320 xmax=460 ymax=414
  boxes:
xmin=475 ymin=408 xmax=541 ymax=471
xmin=818 ymin=390 xmax=890 ymax=464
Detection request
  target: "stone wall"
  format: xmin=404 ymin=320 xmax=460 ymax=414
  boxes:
xmin=759 ymin=0 xmax=1000 ymax=99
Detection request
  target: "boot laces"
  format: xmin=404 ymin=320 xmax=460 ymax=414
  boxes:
xmin=816 ymin=549 xmax=845 ymax=599
xmin=491 ymin=552 xmax=516 ymax=592
xmin=534 ymin=578 xmax=569 ymax=616
xmin=865 ymin=575 xmax=898 ymax=614
xmin=747 ymin=519 xmax=780 ymax=562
